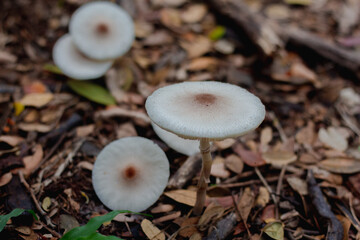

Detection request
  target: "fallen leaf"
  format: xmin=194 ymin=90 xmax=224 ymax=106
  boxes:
xmin=187 ymin=57 xmax=218 ymax=71
xmin=14 ymin=144 xmax=43 ymax=176
xmin=318 ymin=127 xmax=348 ymax=151
xmin=214 ymin=138 xmax=236 ymax=150
xmin=134 ymin=20 xmax=154 ymax=38
xmin=237 ymin=187 xmax=255 ymax=222
xmin=141 ymin=219 xmax=165 ymax=240
xmin=233 ymin=144 xmax=266 ymax=167
xmin=260 ymin=127 xmax=273 ymax=149
xmin=160 ymin=8 xmax=182 ymax=28
xmin=76 ymin=124 xmax=95 ymax=137
xmin=262 ymin=221 xmax=284 ymax=240
xmin=0 ymin=172 xmax=12 ymax=187
xmin=265 ymin=4 xmax=290 ymax=20
xmin=143 ymin=30 xmax=174 ymax=46
xmin=180 ymin=35 xmax=212 ymax=58
xmin=224 ymin=154 xmax=244 ymax=175
xmin=285 ymin=0 xmax=311 ymax=5
xmin=151 ymin=204 xmax=174 ymax=214
xmin=105 ymin=68 xmax=131 ymax=103
xmin=214 ymin=39 xmax=235 ymax=54
xmin=318 ymin=158 xmax=360 ymax=174
xmin=336 ymin=215 xmax=351 ymax=240
xmin=287 ymin=177 xmax=308 ymax=195
xmin=20 ymin=93 xmax=54 ymax=108
xmin=153 ymin=211 xmax=181 ymax=224
xmin=18 ymin=122 xmax=53 ymax=132
xmin=198 ymin=204 xmax=225 ymax=231
xmin=255 ymin=186 xmax=270 ymax=207
xmin=23 ymin=81 xmax=47 ymax=94
xmin=41 ymin=197 xmax=51 ymax=212
xmin=262 ymin=150 xmax=297 ymax=167
xmin=164 ymin=189 xmax=197 ymax=206
xmin=295 ymin=121 xmax=315 ymax=145
xmin=0 ymin=135 xmax=24 ymax=147
xmin=67 ymin=80 xmax=116 ymax=106
xmin=208 ymin=26 xmax=226 ymax=40
xmin=151 ymin=0 xmax=186 ymax=8
xmin=181 ymin=4 xmax=207 ymax=23
xmin=179 ymin=217 xmax=199 ymax=238
xmin=59 ymin=214 xmax=79 ymax=234
xmin=210 ymin=156 xmax=231 ymax=178
xmin=339 ymin=88 xmax=360 ymax=108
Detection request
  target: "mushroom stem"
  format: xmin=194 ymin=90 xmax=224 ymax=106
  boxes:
xmin=194 ymin=138 xmax=212 ymax=215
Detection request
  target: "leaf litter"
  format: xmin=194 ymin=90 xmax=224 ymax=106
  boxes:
xmin=0 ymin=0 xmax=360 ymax=239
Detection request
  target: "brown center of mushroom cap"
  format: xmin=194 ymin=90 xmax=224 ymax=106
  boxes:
xmin=122 ymin=165 xmax=137 ymax=180
xmin=96 ymin=23 xmax=110 ymax=35
xmin=194 ymin=93 xmax=216 ymax=106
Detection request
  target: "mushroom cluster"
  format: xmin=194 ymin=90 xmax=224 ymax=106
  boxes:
xmin=92 ymin=137 xmax=169 ymax=212
xmin=145 ymin=81 xmax=265 ymax=214
xmin=52 ymin=1 xmax=134 ymax=80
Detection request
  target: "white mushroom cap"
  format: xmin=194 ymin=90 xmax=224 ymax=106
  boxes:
xmin=146 ymin=81 xmax=266 ymax=140
xmin=151 ymin=122 xmax=199 ymax=156
xmin=52 ymin=34 xmax=113 ymax=80
xmin=69 ymin=1 xmax=135 ymax=60
xmin=92 ymin=137 xmax=169 ymax=212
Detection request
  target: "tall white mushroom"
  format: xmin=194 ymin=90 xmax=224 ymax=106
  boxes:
xmin=52 ymin=34 xmax=113 ymax=80
xmin=92 ymin=137 xmax=169 ymax=212
xmin=145 ymin=81 xmax=265 ymax=214
xmin=69 ymin=1 xmax=135 ymax=60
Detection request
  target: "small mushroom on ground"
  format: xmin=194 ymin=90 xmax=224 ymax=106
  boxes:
xmin=145 ymin=81 xmax=265 ymax=214
xmin=69 ymin=1 xmax=135 ymax=60
xmin=92 ymin=137 xmax=169 ymax=212
xmin=52 ymin=34 xmax=113 ymax=80
xmin=151 ymin=122 xmax=199 ymax=156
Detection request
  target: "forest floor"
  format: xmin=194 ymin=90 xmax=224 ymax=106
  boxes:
xmin=0 ymin=0 xmax=360 ymax=239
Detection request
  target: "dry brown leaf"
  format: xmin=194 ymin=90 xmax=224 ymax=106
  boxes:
xmin=134 ymin=20 xmax=154 ymax=38
xmin=287 ymin=177 xmax=308 ymax=195
xmin=20 ymin=93 xmax=54 ymax=108
xmin=141 ymin=219 xmax=165 ymax=240
xmin=181 ymin=4 xmax=207 ymax=23
xmin=255 ymin=186 xmax=270 ymax=207
xmin=160 ymin=8 xmax=182 ymax=28
xmin=265 ymin=4 xmax=290 ymax=20
xmin=237 ymin=187 xmax=255 ymax=222
xmin=105 ymin=68 xmax=131 ymax=103
xmin=214 ymin=138 xmax=236 ymax=150
xmin=0 ymin=135 xmax=24 ymax=146
xmin=318 ymin=158 xmax=360 ymax=174
xmin=0 ymin=172 xmax=12 ymax=187
xmin=179 ymin=217 xmax=199 ymax=238
xmin=295 ymin=121 xmax=315 ymax=145
xmin=262 ymin=150 xmax=297 ymax=167
xmin=299 ymin=153 xmax=318 ymax=164
xmin=318 ymin=127 xmax=348 ymax=151
xmin=260 ymin=127 xmax=273 ymax=148
xmin=151 ymin=0 xmax=186 ymax=8
xmin=214 ymin=39 xmax=235 ymax=54
xmin=198 ymin=204 xmax=225 ymax=231
xmin=143 ymin=30 xmax=174 ymax=46
xmin=210 ymin=156 xmax=231 ymax=178
xmin=153 ymin=211 xmax=181 ymax=224
xmin=20 ymin=144 xmax=43 ymax=176
xmin=164 ymin=189 xmax=197 ymax=206
xmin=312 ymin=167 xmax=343 ymax=185
xmin=224 ymin=154 xmax=243 ymax=175
xmin=18 ymin=122 xmax=54 ymax=132
xmin=187 ymin=57 xmax=218 ymax=71
xmin=76 ymin=124 xmax=95 ymax=138
xmin=77 ymin=161 xmax=93 ymax=171
xmin=180 ymin=35 xmax=212 ymax=58
xmin=233 ymin=144 xmax=266 ymax=167
xmin=336 ymin=215 xmax=351 ymax=240
xmin=151 ymin=204 xmax=174 ymax=214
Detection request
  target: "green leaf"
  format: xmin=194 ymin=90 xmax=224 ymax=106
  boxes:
xmin=60 ymin=210 xmax=151 ymax=240
xmin=263 ymin=221 xmax=284 ymax=240
xmin=208 ymin=26 xmax=226 ymax=41
xmin=67 ymin=80 xmax=116 ymax=106
xmin=43 ymin=64 xmax=63 ymax=75
xmin=0 ymin=208 xmax=25 ymax=232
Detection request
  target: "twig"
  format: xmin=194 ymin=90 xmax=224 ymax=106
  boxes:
xmin=18 ymin=171 xmax=56 ymax=228
xmin=307 ymin=170 xmax=343 ymax=240
xmin=254 ymin=167 xmax=278 ymax=219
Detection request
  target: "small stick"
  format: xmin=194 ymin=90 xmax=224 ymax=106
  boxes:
xmin=254 ymin=167 xmax=278 ymax=219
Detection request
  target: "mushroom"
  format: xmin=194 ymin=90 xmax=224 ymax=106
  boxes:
xmin=52 ymin=34 xmax=113 ymax=80
xmin=69 ymin=1 xmax=135 ymax=60
xmin=145 ymin=81 xmax=265 ymax=214
xmin=92 ymin=137 xmax=169 ymax=212
xmin=151 ymin=122 xmax=199 ymax=156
